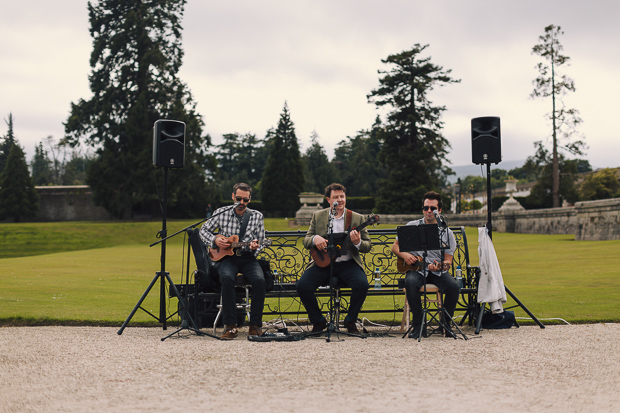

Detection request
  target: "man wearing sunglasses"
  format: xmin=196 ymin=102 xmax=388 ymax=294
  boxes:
xmin=199 ymin=183 xmax=266 ymax=340
xmin=296 ymin=183 xmax=373 ymax=334
xmin=391 ymin=191 xmax=459 ymax=339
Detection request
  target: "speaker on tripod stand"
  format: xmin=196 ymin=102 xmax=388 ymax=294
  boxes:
xmin=153 ymin=119 xmax=186 ymax=168
xmin=471 ymin=116 xmax=501 ymax=165
xmin=118 ymin=119 xmax=189 ymax=336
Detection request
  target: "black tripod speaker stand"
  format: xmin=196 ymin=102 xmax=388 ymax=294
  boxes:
xmin=157 ymin=203 xmax=242 ymax=340
xmin=397 ymin=223 xmax=467 ymax=341
xmin=117 ymin=167 xmax=184 ymax=335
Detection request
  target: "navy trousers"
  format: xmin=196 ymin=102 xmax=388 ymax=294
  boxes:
xmin=404 ymin=270 xmax=460 ymax=326
xmin=217 ymin=256 xmax=266 ymax=327
xmin=296 ymin=260 xmax=369 ymax=324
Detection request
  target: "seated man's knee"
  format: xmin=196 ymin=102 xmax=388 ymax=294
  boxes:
xmin=219 ymin=271 xmax=236 ymax=286
xmin=253 ymin=276 xmax=266 ymax=290
xmin=444 ymin=275 xmax=460 ymax=294
xmin=404 ymin=273 xmax=423 ymax=290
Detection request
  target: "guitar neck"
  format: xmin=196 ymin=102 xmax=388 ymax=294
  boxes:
xmin=231 ymin=241 xmax=252 ymax=248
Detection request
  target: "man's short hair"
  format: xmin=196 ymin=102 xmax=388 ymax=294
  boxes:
xmin=325 ymin=183 xmax=346 ymax=198
xmin=233 ymin=183 xmax=252 ymax=196
xmin=423 ymin=191 xmax=442 ymax=210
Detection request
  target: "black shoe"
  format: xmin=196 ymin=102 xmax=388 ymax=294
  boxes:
xmin=311 ymin=318 xmax=327 ymax=333
xmin=443 ymin=327 xmax=456 ymax=339
xmin=408 ymin=326 xmax=422 ymax=339
xmin=344 ymin=320 xmax=360 ymax=334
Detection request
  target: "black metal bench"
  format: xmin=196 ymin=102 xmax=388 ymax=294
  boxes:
xmin=258 ymin=227 xmax=481 ymax=327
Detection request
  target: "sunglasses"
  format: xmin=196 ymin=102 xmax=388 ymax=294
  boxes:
xmin=235 ymin=196 xmax=250 ymax=203
xmin=422 ymin=206 xmax=438 ymax=211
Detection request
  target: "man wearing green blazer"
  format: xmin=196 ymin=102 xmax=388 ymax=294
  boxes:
xmin=297 ymin=183 xmax=372 ymax=334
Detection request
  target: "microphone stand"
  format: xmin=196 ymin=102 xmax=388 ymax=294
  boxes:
xmin=118 ymin=201 xmax=237 ymax=338
xmin=159 ymin=202 xmax=241 ymax=341
xmin=306 ymin=204 xmax=365 ymax=342
xmin=430 ymin=217 xmax=467 ymax=340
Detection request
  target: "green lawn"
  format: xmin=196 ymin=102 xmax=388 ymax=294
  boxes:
xmin=0 ymin=220 xmax=618 ymax=326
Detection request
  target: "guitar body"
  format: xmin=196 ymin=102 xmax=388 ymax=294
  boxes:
xmin=396 ymin=256 xmax=424 ymax=273
xmin=209 ymin=235 xmax=239 ymax=261
xmin=310 ymin=247 xmax=331 ymax=268
xmin=396 ymin=256 xmax=450 ymax=273
xmin=309 ymin=214 xmax=380 ymax=268
xmin=209 ymin=235 xmax=272 ymax=261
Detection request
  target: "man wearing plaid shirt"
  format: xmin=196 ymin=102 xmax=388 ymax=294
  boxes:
xmin=199 ymin=183 xmax=266 ymax=340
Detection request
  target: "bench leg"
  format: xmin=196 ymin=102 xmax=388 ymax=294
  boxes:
xmin=400 ymin=291 xmax=410 ymax=333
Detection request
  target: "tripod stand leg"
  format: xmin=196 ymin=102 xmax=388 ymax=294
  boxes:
xmin=475 ymin=302 xmax=485 ymax=334
xmin=439 ymin=309 xmax=468 ymax=340
xmin=161 ymin=273 xmax=220 ymax=341
xmin=118 ymin=272 xmax=162 ymax=335
xmin=505 ymin=286 xmax=545 ymax=329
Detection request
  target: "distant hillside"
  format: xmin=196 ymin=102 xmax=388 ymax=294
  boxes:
xmin=447 ymin=160 xmax=525 ymax=183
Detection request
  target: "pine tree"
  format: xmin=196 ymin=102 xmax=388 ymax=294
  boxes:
xmin=64 ymin=0 xmax=215 ymax=218
xmin=261 ymin=102 xmax=304 ymax=213
xmin=333 ymin=116 xmax=387 ymax=197
xmin=0 ymin=113 xmax=17 ymax=175
xmin=302 ymin=130 xmax=335 ymax=194
xmin=367 ymin=45 xmax=459 ymax=213
xmin=31 ymin=142 xmax=53 ymax=186
xmin=0 ymin=144 xmax=39 ymax=222
xmin=531 ymin=24 xmax=586 ymax=208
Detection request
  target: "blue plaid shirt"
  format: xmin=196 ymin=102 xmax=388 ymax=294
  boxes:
xmin=199 ymin=206 xmax=266 ymax=256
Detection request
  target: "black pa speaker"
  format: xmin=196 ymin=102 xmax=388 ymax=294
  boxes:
xmin=471 ymin=116 xmax=501 ymax=164
xmin=153 ymin=119 xmax=185 ymax=168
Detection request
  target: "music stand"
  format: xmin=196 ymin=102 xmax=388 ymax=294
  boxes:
xmin=397 ymin=224 xmax=467 ymax=341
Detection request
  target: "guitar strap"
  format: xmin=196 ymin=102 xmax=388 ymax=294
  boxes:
xmin=238 ymin=210 xmax=251 ymax=241
xmin=345 ymin=209 xmax=353 ymax=231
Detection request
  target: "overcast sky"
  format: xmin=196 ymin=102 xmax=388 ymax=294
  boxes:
xmin=1 ymin=0 xmax=619 ymax=170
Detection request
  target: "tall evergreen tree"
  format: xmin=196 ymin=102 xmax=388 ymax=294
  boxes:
xmin=367 ymin=44 xmax=459 ymax=213
xmin=64 ymin=0 xmax=215 ymax=218
xmin=0 ymin=113 xmax=17 ymax=175
xmin=302 ymin=130 xmax=335 ymax=193
xmin=261 ymin=102 xmax=304 ymax=213
xmin=213 ymin=132 xmax=269 ymax=202
xmin=333 ymin=116 xmax=387 ymax=197
xmin=31 ymin=142 xmax=53 ymax=186
xmin=531 ymin=24 xmax=586 ymax=208
xmin=0 ymin=144 xmax=39 ymax=222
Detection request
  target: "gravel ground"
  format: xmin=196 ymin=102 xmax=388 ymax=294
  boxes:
xmin=1 ymin=323 xmax=619 ymax=413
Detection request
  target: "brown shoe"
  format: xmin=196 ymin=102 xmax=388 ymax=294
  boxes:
xmin=344 ymin=320 xmax=359 ymax=334
xmin=311 ymin=318 xmax=327 ymax=333
xmin=220 ymin=325 xmax=238 ymax=340
xmin=248 ymin=325 xmax=262 ymax=337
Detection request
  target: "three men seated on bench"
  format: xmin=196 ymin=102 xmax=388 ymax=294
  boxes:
xmin=198 ymin=184 xmax=459 ymax=339
xmin=391 ymin=191 xmax=460 ymax=339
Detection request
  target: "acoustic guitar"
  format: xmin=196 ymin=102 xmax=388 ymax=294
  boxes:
xmin=396 ymin=256 xmax=451 ymax=273
xmin=209 ymin=235 xmax=272 ymax=262
xmin=310 ymin=214 xmax=380 ymax=268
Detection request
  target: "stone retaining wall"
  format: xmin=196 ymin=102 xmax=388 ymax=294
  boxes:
xmin=320 ymin=198 xmax=620 ymax=241
xmin=35 ymin=186 xmax=112 ymax=221
xmin=574 ymin=198 xmax=620 ymax=241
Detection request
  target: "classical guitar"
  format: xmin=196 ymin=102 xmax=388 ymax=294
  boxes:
xmin=310 ymin=214 xmax=380 ymax=268
xmin=396 ymin=256 xmax=451 ymax=273
xmin=209 ymin=235 xmax=272 ymax=262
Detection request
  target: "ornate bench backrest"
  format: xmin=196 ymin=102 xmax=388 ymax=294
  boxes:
xmin=259 ymin=227 xmax=474 ymax=288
